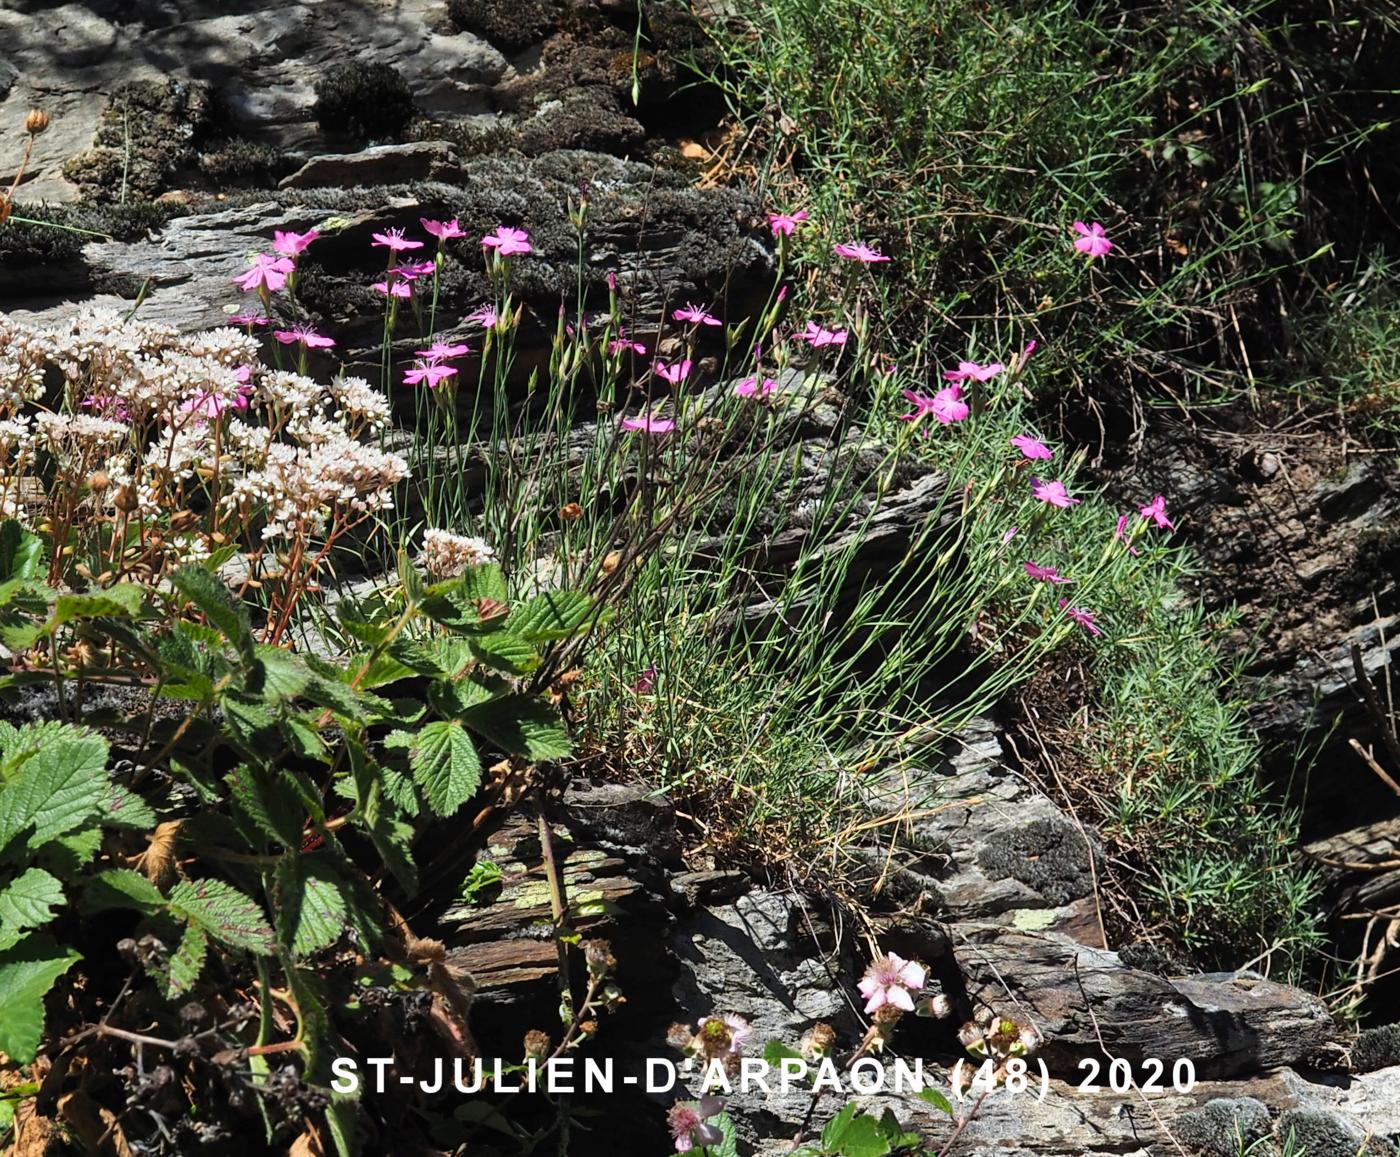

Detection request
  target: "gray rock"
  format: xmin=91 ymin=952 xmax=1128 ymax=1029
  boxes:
xmin=279 ymin=140 xmax=464 ymax=188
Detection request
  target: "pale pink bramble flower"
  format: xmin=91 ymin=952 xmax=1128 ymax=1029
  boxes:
xmin=1059 ymin=599 xmax=1103 ymax=636
xmin=944 ymin=360 xmax=1004 ymax=383
xmin=858 ymin=952 xmax=926 ymax=1014
xmin=232 ymin=252 xmax=294 ymax=293
xmin=797 ymin=321 xmax=848 ymax=347
xmin=622 ymin=414 xmax=676 ymax=434
xmin=652 ymin=359 xmax=692 ymax=385
xmin=1023 ymin=561 xmax=1070 ymax=584
xmin=371 ymin=227 xmax=424 ymax=252
xmin=271 ymin=229 xmax=318 ymax=256
xmin=835 ymin=240 xmax=891 ymax=263
xmin=403 ymin=360 xmax=459 ymax=389
xmin=672 ymin=302 xmax=722 ymax=326
xmin=482 ymin=226 xmax=532 ymax=256
xmin=1115 ymin=513 xmax=1142 ymax=556
xmin=1139 ymin=494 xmax=1176 ymax=530
xmin=273 ymin=325 xmax=335 ymax=349
xmin=768 ymin=209 xmax=808 ymax=237
xmin=421 ymin=217 xmax=466 ymax=241
xmin=416 ymin=340 xmax=471 ymax=359
xmin=735 ymin=376 xmax=778 ymax=398
xmin=668 ymin=1097 xmax=724 ymax=1153
xmin=1030 ymin=478 xmax=1080 ymax=508
xmin=1072 ymin=221 xmax=1113 ymax=258
xmin=1011 ymin=433 xmax=1053 ymax=461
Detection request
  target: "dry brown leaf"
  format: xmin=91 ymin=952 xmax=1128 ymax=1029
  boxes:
xmin=288 ymin=1127 xmax=327 ymax=1157
xmin=678 ymin=140 xmax=708 ymax=160
xmin=58 ymin=1091 xmax=133 ymax=1157
xmin=137 ymin=820 xmax=182 ymax=888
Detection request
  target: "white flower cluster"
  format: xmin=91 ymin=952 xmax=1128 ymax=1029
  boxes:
xmin=0 ymin=307 xmax=409 ymax=565
xmin=419 ymin=529 xmax=497 ymax=578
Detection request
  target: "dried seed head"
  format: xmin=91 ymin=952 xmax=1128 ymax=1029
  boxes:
xmin=87 ymin=470 xmax=110 ymax=492
xmin=559 ymin=502 xmax=583 ymax=521
xmin=25 ymin=108 xmax=49 ymax=136
xmin=523 ymin=1029 xmax=551 ymax=1061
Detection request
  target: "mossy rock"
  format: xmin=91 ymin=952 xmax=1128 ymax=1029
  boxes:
xmin=313 ymin=62 xmax=416 ymax=143
xmin=1352 ymin=1022 xmax=1400 ymax=1073
xmin=63 ymin=79 xmax=222 ymax=203
xmin=447 ymin=0 xmax=562 ymax=50
xmin=1277 ymin=1110 xmax=1379 ymax=1157
xmin=1174 ymin=1097 xmax=1274 ymax=1157
xmin=197 ymin=139 xmax=296 ymax=189
xmin=0 ymin=202 xmax=185 ymax=270
xmin=975 ymin=816 xmax=1101 ymax=906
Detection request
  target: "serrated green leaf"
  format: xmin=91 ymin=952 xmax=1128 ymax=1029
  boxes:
xmin=277 ymin=855 xmax=349 ymax=957
xmin=84 ymin=868 xmax=167 ymax=914
xmin=0 ymin=730 xmax=109 ymax=852
xmin=822 ymin=1103 xmax=859 ymax=1152
xmin=509 ymin=590 xmax=603 ymax=643
xmin=762 ymin=1039 xmax=805 ymax=1067
xmin=227 ymin=766 xmax=304 ymax=848
xmin=105 ymin=782 xmax=158 ymax=830
xmin=52 ymin=583 xmax=143 ymax=626
xmin=917 ymin=1087 xmax=954 ymax=1115
xmin=463 ymin=696 xmax=572 ymax=761
xmin=410 ymin=721 xmax=482 ymax=815
xmin=0 ymin=868 xmax=65 ymax=950
xmin=167 ymin=922 xmax=208 ymax=998
xmin=468 ymin=632 xmax=539 ymax=675
xmin=168 ymin=879 xmax=275 ymax=955
xmin=0 ymin=935 xmax=81 ymax=1062
xmin=252 ymin=645 xmax=311 ymax=701
xmin=826 ymin=1110 xmax=890 ymax=1157
xmin=169 ymin=565 xmax=253 ymax=659
xmin=428 ymin=674 xmax=505 ymax=719
xmin=0 ymin=520 xmax=44 ymax=583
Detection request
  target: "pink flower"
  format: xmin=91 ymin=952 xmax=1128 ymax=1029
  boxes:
xmin=232 ymin=252 xmax=294 ymax=293
xmin=735 ymin=376 xmax=778 ymax=398
xmin=80 ymin=393 xmax=131 ymax=422
xmin=668 ymin=1097 xmax=724 ymax=1153
xmin=229 ymin=313 xmax=269 ymax=327
xmin=482 ymin=226 xmax=532 ymax=256
xmin=632 ymin=664 xmax=657 ymax=694
xmin=835 ymin=240 xmax=891 ymax=263
xmin=179 ymin=375 xmax=252 ymax=419
xmin=768 ymin=209 xmax=808 ymax=237
xmin=797 ymin=321 xmax=848 ymax=347
xmin=371 ymin=227 xmax=424 ymax=252
xmin=1011 ymin=433 xmax=1053 ymax=461
xmin=1072 ymin=221 xmax=1113 ymax=258
xmin=944 ymin=360 xmax=1004 ymax=383
xmin=403 ymin=359 xmax=459 ymax=389
xmin=372 ymin=279 xmax=412 ymax=298
xmin=608 ymin=330 xmax=647 ymax=355
xmin=273 ymin=324 xmax=335 ymax=349
xmin=672 ymin=302 xmax=722 ymax=326
xmin=416 ymin=339 xmax=471 ymax=359
xmin=1059 ymin=599 xmax=1103 ymax=637
xmin=391 ymin=260 xmax=437 ymax=280
xmin=899 ymin=384 xmax=969 ymax=428
xmin=622 ymin=414 xmax=676 ymax=434
xmin=1001 ymin=526 xmax=1019 ymax=545
xmin=1030 ymin=478 xmax=1080 ymax=508
xmin=1018 ymin=339 xmax=1038 ymax=366
xmin=1139 ymin=494 xmax=1176 ymax=530
xmin=857 ymin=952 xmax=926 ymax=1014
xmin=466 ymin=304 xmax=499 ymax=328
xmin=1024 ymin=561 xmax=1070 ymax=584
xmin=271 ymin=229 xmax=318 ymax=256
xmin=1115 ymin=514 xmax=1141 ymax=556
xmin=421 ymin=217 xmax=466 ymax=241
xmin=652 ymin=359 xmax=692 ymax=385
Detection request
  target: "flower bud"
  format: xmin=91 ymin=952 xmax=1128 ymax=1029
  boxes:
xmin=800 ymin=1023 xmax=836 ymax=1061
xmin=581 ymin=938 xmax=615 ymax=977
xmin=25 ymin=108 xmax=49 ymax=136
xmin=523 ymin=1030 xmax=551 ymax=1061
